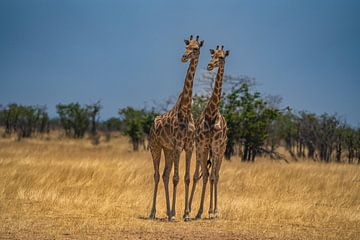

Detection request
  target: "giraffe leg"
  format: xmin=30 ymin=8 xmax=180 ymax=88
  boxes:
xmin=214 ymin=154 xmax=223 ymax=218
xmin=183 ymin=149 xmax=192 ymax=221
xmin=170 ymin=150 xmax=180 ymax=220
xmin=189 ymin=159 xmax=199 ymax=214
xmin=189 ymin=149 xmax=206 ymax=215
xmin=209 ymin=156 xmax=217 ymax=219
xmin=163 ymin=149 xmax=173 ymax=221
xmin=149 ymin=146 xmax=161 ymax=219
xmin=195 ymin=157 xmax=208 ymax=219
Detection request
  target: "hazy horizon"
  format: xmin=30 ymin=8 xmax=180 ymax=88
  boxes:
xmin=1 ymin=0 xmax=359 ymax=125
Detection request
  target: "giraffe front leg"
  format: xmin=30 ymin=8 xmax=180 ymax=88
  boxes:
xmin=214 ymin=154 xmax=223 ymax=218
xmin=163 ymin=150 xmax=173 ymax=221
xmin=171 ymin=151 xmax=180 ymax=221
xmin=183 ymin=149 xmax=192 ymax=221
xmin=195 ymin=158 xmax=208 ymax=219
xmin=149 ymin=147 xmax=161 ymax=219
xmin=189 ymin=149 xmax=206 ymax=215
xmin=209 ymin=157 xmax=216 ymax=219
xmin=214 ymin=174 xmax=220 ymax=218
xmin=189 ymin=158 xmax=200 ymax=214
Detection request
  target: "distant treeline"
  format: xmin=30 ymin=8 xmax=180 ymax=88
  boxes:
xmin=1 ymin=76 xmax=359 ymax=164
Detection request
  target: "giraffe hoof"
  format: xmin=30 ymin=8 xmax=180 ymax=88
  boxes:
xmin=169 ymin=215 xmax=176 ymax=221
xmin=209 ymin=213 xmax=215 ymax=219
xmin=195 ymin=214 xmax=202 ymax=220
xmin=183 ymin=215 xmax=191 ymax=222
xmin=149 ymin=212 xmax=156 ymax=219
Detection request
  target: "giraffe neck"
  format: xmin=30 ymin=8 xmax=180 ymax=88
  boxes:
xmin=176 ymin=57 xmax=199 ymax=114
xmin=205 ymin=61 xmax=225 ymax=118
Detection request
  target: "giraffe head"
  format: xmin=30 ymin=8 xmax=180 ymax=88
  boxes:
xmin=207 ymin=45 xmax=230 ymax=71
xmin=181 ymin=35 xmax=204 ymax=62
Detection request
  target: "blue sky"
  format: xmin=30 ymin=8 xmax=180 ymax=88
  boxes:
xmin=1 ymin=0 xmax=359 ymax=125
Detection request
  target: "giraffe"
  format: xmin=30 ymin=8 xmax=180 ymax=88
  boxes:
xmin=189 ymin=45 xmax=229 ymax=219
xmin=148 ymin=35 xmax=204 ymax=221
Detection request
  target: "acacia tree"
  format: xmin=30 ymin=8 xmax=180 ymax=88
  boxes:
xmin=0 ymin=104 xmax=49 ymax=138
xmin=343 ymin=126 xmax=357 ymax=164
xmin=1 ymin=104 xmax=20 ymax=135
xmin=222 ymin=85 xmax=241 ymax=159
xmin=335 ymin=123 xmax=346 ymax=163
xmin=316 ymin=114 xmax=339 ymax=162
xmin=238 ymin=84 xmax=279 ymax=161
xmin=86 ymin=101 xmax=102 ymax=136
xmin=103 ymin=117 xmax=123 ymax=132
xmin=56 ymin=103 xmax=90 ymax=138
xmin=270 ymin=110 xmax=360 ymax=164
xmin=267 ymin=107 xmax=298 ymax=158
xmin=119 ymin=107 xmax=146 ymax=151
xmin=221 ymin=83 xmax=279 ymax=161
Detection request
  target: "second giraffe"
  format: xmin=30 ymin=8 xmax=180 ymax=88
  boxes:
xmin=189 ymin=45 xmax=230 ymax=219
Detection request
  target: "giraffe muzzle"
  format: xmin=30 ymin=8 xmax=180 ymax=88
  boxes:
xmin=181 ymin=54 xmax=190 ymax=62
xmin=207 ymin=64 xmax=214 ymax=71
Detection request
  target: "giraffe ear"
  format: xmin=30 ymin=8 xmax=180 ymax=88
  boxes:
xmin=184 ymin=39 xmax=190 ymax=45
xmin=225 ymin=50 xmax=230 ymax=57
xmin=209 ymin=49 xmax=215 ymax=54
xmin=199 ymin=40 xmax=204 ymax=47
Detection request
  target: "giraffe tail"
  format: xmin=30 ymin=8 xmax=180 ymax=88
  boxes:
xmin=198 ymin=158 xmax=212 ymax=179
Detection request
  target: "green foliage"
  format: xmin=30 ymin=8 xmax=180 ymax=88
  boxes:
xmin=1 ymin=72 xmax=359 ymax=163
xmin=268 ymin=109 xmax=360 ymax=163
xmin=119 ymin=107 xmax=158 ymax=151
xmin=221 ymin=85 xmax=242 ymax=159
xmin=0 ymin=104 xmax=49 ymax=138
xmin=86 ymin=101 xmax=102 ymax=136
xmin=316 ymin=113 xmax=339 ymax=162
xmin=142 ymin=109 xmax=158 ymax=137
xmin=267 ymin=107 xmax=296 ymax=153
xmin=222 ymin=83 xmax=279 ymax=161
xmin=342 ymin=126 xmax=358 ymax=163
xmin=191 ymin=94 xmax=208 ymax=121
xmin=56 ymin=103 xmax=90 ymax=138
xmin=103 ymin=117 xmax=123 ymax=132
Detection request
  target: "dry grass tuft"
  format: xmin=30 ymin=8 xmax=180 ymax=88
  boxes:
xmin=0 ymin=136 xmax=359 ymax=239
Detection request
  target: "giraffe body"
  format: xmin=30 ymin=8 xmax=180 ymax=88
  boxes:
xmin=148 ymin=36 xmax=203 ymax=221
xmin=189 ymin=45 xmax=230 ymax=219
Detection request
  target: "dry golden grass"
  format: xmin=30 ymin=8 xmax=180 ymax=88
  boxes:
xmin=0 ymin=135 xmax=359 ymax=239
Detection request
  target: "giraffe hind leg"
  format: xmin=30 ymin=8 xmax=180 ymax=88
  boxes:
xmin=212 ymin=145 xmax=225 ymax=219
xmin=183 ymin=149 xmax=192 ymax=221
xmin=195 ymin=152 xmax=209 ymax=220
xmin=163 ymin=149 xmax=173 ymax=221
xmin=209 ymin=160 xmax=216 ymax=219
xmin=171 ymin=150 xmax=180 ymax=220
xmin=189 ymin=149 xmax=207 ymax=216
xmin=149 ymin=146 xmax=161 ymax=219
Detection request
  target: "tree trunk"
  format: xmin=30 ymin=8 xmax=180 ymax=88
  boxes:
xmin=242 ymin=144 xmax=248 ymax=162
xmin=132 ymin=140 xmax=139 ymax=151
xmin=251 ymin=148 xmax=256 ymax=162
xmin=308 ymin=145 xmax=315 ymax=159
xmin=336 ymin=143 xmax=342 ymax=163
